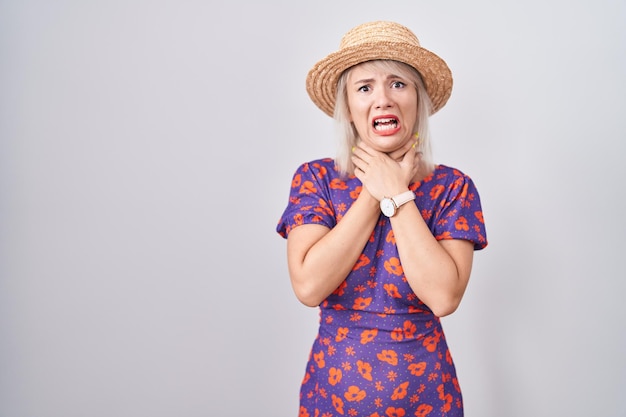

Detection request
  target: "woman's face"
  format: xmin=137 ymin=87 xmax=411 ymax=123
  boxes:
xmin=346 ymin=62 xmax=418 ymax=153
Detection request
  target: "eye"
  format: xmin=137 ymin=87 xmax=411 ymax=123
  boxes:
xmin=357 ymin=85 xmax=371 ymax=93
xmin=391 ymin=81 xmax=406 ymax=89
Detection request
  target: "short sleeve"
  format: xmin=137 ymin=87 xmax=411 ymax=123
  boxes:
xmin=433 ymin=172 xmax=488 ymax=250
xmin=276 ymin=161 xmax=337 ymax=238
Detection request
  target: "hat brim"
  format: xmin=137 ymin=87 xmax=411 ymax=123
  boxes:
xmin=306 ymin=41 xmax=453 ymax=117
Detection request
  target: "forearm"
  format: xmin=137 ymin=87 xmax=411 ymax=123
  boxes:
xmin=288 ymin=192 xmax=380 ymax=307
xmin=390 ymin=203 xmax=471 ymax=317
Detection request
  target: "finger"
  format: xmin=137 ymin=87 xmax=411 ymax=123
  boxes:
xmin=401 ymin=144 xmax=416 ymax=166
xmin=351 ymin=154 xmax=368 ymax=173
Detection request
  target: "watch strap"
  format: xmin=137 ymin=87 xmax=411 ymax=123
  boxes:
xmin=392 ymin=190 xmax=416 ymax=209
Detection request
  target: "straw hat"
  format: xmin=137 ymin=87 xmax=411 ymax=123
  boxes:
xmin=306 ymin=21 xmax=453 ymax=117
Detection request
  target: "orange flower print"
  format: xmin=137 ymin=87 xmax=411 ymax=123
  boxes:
xmin=336 ymin=327 xmax=349 ymax=342
xmin=315 ymin=198 xmax=334 ymax=217
xmin=445 ymin=349 xmax=453 ymax=365
xmin=453 ymin=377 xmax=461 ymax=393
xmin=390 ymin=327 xmax=403 ymax=341
xmin=299 ymin=180 xmax=317 ymax=195
xmin=403 ymin=320 xmax=417 ymax=339
xmin=383 ymin=257 xmax=403 ymax=276
xmin=332 ymin=394 xmax=345 ymax=415
xmin=350 ymin=312 xmax=362 ymax=321
xmin=435 ymin=231 xmax=452 ymax=240
xmin=369 ymin=413 xmax=382 ymax=417
xmin=377 ymin=349 xmax=398 ymax=366
xmin=356 ymin=360 xmax=373 ymax=381
xmin=385 ymin=229 xmax=395 ymax=244
xmin=422 ymin=329 xmax=441 ymax=353
xmin=390 ymin=381 xmax=409 ymax=400
xmin=328 ymin=345 xmax=336 ymax=356
xmin=314 ymin=351 xmax=325 ymax=368
xmin=291 ymin=173 xmax=302 ymax=188
xmin=302 ymin=372 xmax=311 ymax=385
xmin=360 ymin=329 xmax=378 ymax=345
xmin=429 ymin=184 xmax=445 ymax=200
xmin=454 ymin=216 xmax=469 ymax=231
xmin=330 ymin=178 xmax=348 ymax=190
xmin=382 ymin=306 xmax=395 ymax=315
xmin=437 ymin=384 xmax=453 ymax=412
xmin=460 ymin=182 xmax=469 ymax=199
xmin=299 ymin=406 xmax=310 ymax=417
xmin=312 ymin=162 xmax=328 ymax=179
xmin=354 ymin=284 xmax=366 ymax=293
xmin=332 ymin=281 xmax=348 ymax=296
xmin=384 ymin=407 xmax=405 ymax=417
xmin=353 ymin=297 xmax=372 ymax=310
xmin=383 ymin=283 xmax=402 ymax=298
xmin=475 ymin=210 xmax=484 ymax=223
xmin=408 ymin=362 xmax=427 ymax=376
xmin=349 ymin=185 xmax=362 ymax=200
xmin=414 ymin=404 xmax=433 ymax=417
xmin=344 ymin=386 xmax=366 ymax=402
xmin=352 ymin=254 xmax=371 ymax=271
xmin=328 ymin=367 xmax=343 ymax=386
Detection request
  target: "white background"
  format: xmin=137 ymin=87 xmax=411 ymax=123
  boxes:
xmin=1 ymin=1 xmax=625 ymax=416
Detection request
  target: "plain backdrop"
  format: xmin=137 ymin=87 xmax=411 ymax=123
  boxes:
xmin=1 ymin=1 xmax=625 ymax=416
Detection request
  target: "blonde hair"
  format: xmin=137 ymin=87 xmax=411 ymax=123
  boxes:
xmin=333 ymin=60 xmax=434 ymax=177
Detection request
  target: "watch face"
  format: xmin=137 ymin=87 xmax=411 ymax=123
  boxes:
xmin=380 ymin=198 xmax=396 ymax=217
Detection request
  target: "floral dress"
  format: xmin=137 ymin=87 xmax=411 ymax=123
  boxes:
xmin=277 ymin=158 xmax=487 ymax=417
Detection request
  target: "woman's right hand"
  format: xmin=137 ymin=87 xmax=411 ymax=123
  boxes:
xmin=351 ymin=140 xmax=420 ymax=201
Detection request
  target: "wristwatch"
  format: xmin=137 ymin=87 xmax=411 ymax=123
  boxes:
xmin=380 ymin=190 xmax=416 ymax=217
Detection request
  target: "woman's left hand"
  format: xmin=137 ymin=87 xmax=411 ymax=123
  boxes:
xmin=351 ymin=140 xmax=420 ymax=200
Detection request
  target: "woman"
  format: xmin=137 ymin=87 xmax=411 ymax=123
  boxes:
xmin=277 ymin=21 xmax=487 ymax=416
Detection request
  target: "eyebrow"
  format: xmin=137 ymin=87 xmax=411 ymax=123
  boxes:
xmin=352 ymin=74 xmax=404 ymax=85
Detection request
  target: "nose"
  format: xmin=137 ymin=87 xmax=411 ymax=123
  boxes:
xmin=374 ymin=88 xmax=393 ymax=109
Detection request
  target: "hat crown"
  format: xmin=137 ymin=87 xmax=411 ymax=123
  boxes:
xmin=339 ymin=21 xmax=422 ymax=50
xmin=306 ymin=21 xmax=452 ymax=117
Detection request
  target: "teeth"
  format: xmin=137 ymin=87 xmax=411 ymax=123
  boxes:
xmin=375 ymin=123 xmax=397 ymax=131
xmin=373 ymin=117 xmax=398 ymax=131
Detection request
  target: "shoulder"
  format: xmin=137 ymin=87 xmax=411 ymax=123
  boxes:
xmin=427 ymin=164 xmax=479 ymax=189
xmin=299 ymin=157 xmax=337 ymax=171
xmin=292 ymin=158 xmax=340 ymax=180
xmin=434 ymin=164 xmax=473 ymax=180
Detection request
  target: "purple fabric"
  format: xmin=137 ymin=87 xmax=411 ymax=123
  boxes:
xmin=277 ymin=158 xmax=487 ymax=416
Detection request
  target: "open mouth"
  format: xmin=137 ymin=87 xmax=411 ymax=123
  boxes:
xmin=373 ymin=117 xmax=399 ymax=132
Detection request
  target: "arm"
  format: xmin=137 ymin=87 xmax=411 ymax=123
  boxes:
xmin=389 ymin=204 xmax=474 ymax=317
xmin=352 ymin=141 xmax=475 ymax=317
xmin=286 ymin=188 xmax=380 ymax=307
